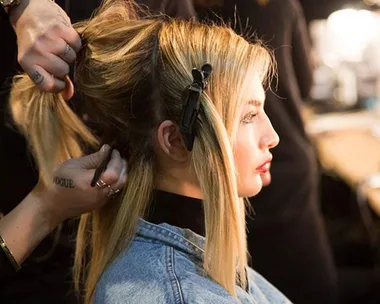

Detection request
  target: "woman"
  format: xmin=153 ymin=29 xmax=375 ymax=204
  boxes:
xmin=9 ymin=1 xmax=287 ymax=303
xmin=195 ymin=1 xmax=338 ymax=303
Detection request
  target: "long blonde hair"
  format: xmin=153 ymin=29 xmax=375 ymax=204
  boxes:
xmin=9 ymin=1 xmax=273 ymax=303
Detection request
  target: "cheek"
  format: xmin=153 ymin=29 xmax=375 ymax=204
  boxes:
xmin=234 ymin=126 xmax=263 ymax=197
xmin=234 ymin=125 xmax=258 ymax=167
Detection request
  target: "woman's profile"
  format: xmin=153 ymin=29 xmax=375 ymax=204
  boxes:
xmin=9 ymin=1 xmax=287 ymax=303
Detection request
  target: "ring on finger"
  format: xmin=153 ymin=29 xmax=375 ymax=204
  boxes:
xmin=107 ymin=185 xmax=121 ymax=198
xmin=62 ymin=43 xmax=71 ymax=56
xmin=96 ymin=179 xmax=107 ymax=188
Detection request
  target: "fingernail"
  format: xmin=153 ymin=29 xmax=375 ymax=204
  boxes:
xmin=101 ymin=144 xmax=110 ymax=152
xmin=120 ymin=166 xmax=127 ymax=176
xmin=122 ymin=159 xmax=128 ymax=171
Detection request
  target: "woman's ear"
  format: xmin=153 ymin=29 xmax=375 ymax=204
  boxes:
xmin=156 ymin=120 xmax=189 ymax=162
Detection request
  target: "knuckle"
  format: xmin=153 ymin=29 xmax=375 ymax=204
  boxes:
xmin=102 ymin=171 xmax=119 ymax=184
xmin=52 ymin=22 xmax=65 ymax=33
xmin=42 ymin=79 xmax=55 ymax=91
xmin=35 ymin=34 xmax=49 ymax=47
xmin=30 ymin=40 xmax=45 ymax=56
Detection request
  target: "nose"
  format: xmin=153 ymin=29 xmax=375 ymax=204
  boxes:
xmin=259 ymin=116 xmax=279 ymax=149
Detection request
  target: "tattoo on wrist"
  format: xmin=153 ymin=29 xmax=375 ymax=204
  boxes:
xmin=53 ymin=176 xmax=75 ymax=188
xmin=31 ymin=71 xmax=44 ymax=84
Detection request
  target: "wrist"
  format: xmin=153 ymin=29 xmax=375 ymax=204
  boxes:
xmin=7 ymin=0 xmax=28 ymax=27
xmin=28 ymin=187 xmax=64 ymax=233
xmin=0 ymin=185 xmax=64 ymax=265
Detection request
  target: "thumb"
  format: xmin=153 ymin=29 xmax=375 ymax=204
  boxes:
xmin=77 ymin=144 xmax=111 ymax=169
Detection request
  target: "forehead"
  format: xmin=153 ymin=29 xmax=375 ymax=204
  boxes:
xmin=244 ymin=73 xmax=265 ymax=104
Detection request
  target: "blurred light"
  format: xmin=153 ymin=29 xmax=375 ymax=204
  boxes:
xmin=326 ymin=9 xmax=378 ymax=63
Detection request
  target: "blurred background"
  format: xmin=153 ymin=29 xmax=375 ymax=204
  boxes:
xmin=300 ymin=1 xmax=380 ymax=303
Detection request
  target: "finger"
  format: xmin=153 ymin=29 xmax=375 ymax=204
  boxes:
xmin=37 ymin=36 xmax=76 ymax=65
xmin=59 ymin=25 xmax=82 ymax=53
xmin=40 ymin=53 xmax=70 ymax=80
xmin=58 ymin=43 xmax=76 ymax=64
xmin=26 ymin=65 xmax=66 ymax=93
xmin=108 ymin=160 xmax=128 ymax=192
xmin=97 ymin=149 xmax=123 ymax=186
xmin=75 ymin=144 xmax=111 ymax=169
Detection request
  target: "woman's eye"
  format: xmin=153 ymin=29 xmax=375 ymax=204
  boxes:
xmin=241 ymin=112 xmax=258 ymax=124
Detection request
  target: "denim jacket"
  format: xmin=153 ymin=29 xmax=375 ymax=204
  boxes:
xmin=95 ymin=220 xmax=292 ymax=304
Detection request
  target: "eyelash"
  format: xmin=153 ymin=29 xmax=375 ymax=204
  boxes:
xmin=241 ymin=112 xmax=258 ymax=124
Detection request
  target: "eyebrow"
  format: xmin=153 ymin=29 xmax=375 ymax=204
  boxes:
xmin=248 ymin=100 xmax=263 ymax=107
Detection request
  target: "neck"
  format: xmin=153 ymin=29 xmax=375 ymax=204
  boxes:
xmin=154 ymin=172 xmax=203 ymax=200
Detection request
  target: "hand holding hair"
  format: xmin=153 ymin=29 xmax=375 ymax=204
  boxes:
xmin=0 ymin=145 xmax=127 ymax=269
xmin=9 ymin=0 xmax=81 ymax=100
xmin=38 ymin=144 xmax=127 ymax=226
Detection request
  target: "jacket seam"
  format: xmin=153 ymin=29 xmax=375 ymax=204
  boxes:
xmin=139 ymin=220 xmax=204 ymax=251
xmin=138 ymin=220 xmax=204 ymax=258
xmin=166 ymin=246 xmax=185 ymax=304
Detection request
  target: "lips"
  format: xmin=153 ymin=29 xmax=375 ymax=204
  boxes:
xmin=256 ymin=156 xmax=272 ymax=173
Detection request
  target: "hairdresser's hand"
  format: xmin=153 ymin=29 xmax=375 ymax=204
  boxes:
xmin=34 ymin=145 xmax=127 ymax=227
xmin=9 ymin=0 xmax=81 ymax=99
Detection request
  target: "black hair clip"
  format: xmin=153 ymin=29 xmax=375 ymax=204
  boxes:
xmin=180 ymin=64 xmax=212 ymax=151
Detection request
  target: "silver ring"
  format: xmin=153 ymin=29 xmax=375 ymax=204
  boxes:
xmin=62 ymin=43 xmax=71 ymax=56
xmin=96 ymin=179 xmax=107 ymax=188
xmin=107 ymin=186 xmax=121 ymax=198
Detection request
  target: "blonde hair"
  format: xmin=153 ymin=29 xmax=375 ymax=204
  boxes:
xmin=9 ymin=1 xmax=273 ymax=303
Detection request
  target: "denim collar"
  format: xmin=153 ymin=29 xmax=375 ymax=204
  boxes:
xmin=137 ymin=219 xmax=253 ymax=294
xmin=137 ymin=219 xmax=205 ymax=262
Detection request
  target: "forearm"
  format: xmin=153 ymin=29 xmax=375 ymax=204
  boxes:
xmin=0 ymin=190 xmax=59 ymax=266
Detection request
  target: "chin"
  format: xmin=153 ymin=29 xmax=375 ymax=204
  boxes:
xmin=238 ymin=175 xmax=263 ymax=198
xmin=261 ymin=171 xmax=271 ymax=187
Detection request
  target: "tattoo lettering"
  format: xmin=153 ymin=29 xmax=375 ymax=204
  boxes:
xmin=48 ymin=0 xmax=70 ymax=27
xmin=31 ymin=71 xmax=44 ymax=85
xmin=59 ymin=14 xmax=69 ymax=27
xmin=53 ymin=176 xmax=75 ymax=188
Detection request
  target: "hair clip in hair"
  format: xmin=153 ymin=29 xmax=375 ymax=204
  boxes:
xmin=191 ymin=64 xmax=212 ymax=90
xmin=180 ymin=64 xmax=212 ymax=151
